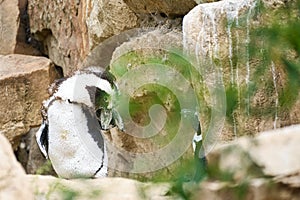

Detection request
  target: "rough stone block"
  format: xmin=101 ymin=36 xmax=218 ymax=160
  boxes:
xmin=0 ymin=54 xmax=57 ymax=148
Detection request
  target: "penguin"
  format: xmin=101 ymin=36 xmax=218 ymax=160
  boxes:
xmin=36 ymin=67 xmax=123 ymax=179
xmin=181 ymin=109 xmax=207 ymax=182
xmin=191 ymin=112 xmax=207 ymax=182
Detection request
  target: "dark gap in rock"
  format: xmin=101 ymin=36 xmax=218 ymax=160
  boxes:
xmin=160 ymin=12 xmax=167 ymax=18
xmin=54 ymin=65 xmax=64 ymax=78
xmin=32 ymin=28 xmax=53 ymax=56
xmin=14 ymin=0 xmax=43 ymax=56
xmin=14 ymin=128 xmax=57 ymax=176
xmin=137 ymin=13 xmax=182 ymax=30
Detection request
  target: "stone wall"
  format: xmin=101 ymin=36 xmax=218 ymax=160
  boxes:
xmin=0 ymin=0 xmax=299 ymax=197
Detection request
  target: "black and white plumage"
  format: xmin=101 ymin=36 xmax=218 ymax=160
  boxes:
xmin=36 ymin=67 xmax=123 ymax=179
xmin=192 ymin=112 xmax=207 ymax=182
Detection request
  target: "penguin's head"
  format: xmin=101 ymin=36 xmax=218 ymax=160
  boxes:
xmin=92 ymin=70 xmax=124 ymax=131
xmin=52 ymin=67 xmax=124 ymax=132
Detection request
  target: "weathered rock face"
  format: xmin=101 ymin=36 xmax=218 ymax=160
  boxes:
xmin=183 ymin=0 xmax=300 ymax=141
xmin=123 ymin=0 xmax=197 ymax=16
xmin=0 ymin=134 xmax=33 ymax=199
xmin=28 ymin=0 xmax=138 ymax=75
xmin=86 ymin=0 xmax=138 ymax=49
xmin=0 ymin=0 xmax=20 ymax=54
xmin=0 ymin=54 xmax=57 ymax=149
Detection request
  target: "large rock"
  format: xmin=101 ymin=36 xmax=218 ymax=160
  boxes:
xmin=0 ymin=128 xmax=173 ymax=200
xmin=0 ymin=134 xmax=33 ymax=199
xmin=0 ymin=0 xmax=20 ymax=54
xmin=191 ymin=178 xmax=300 ymax=200
xmin=107 ymin=29 xmax=198 ymax=178
xmin=183 ymin=0 xmax=300 ymax=141
xmin=28 ymin=175 xmax=173 ymax=200
xmin=0 ymin=54 xmax=57 ymax=149
xmin=207 ymin=125 xmax=300 ymax=183
xmin=123 ymin=0 xmax=197 ymax=16
xmin=28 ymin=0 xmax=138 ymax=75
xmin=186 ymin=125 xmax=300 ymax=200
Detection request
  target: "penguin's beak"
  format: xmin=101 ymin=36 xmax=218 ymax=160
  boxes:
xmin=97 ymin=107 xmax=124 ymax=131
xmin=98 ymin=108 xmax=113 ymax=130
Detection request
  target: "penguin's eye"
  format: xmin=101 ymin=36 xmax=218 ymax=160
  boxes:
xmin=102 ymin=95 xmax=110 ymax=107
xmin=103 ymin=96 xmax=108 ymax=103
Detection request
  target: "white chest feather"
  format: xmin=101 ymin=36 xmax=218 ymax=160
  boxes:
xmin=47 ymin=100 xmax=107 ymax=178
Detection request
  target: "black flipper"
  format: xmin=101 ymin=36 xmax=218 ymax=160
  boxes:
xmin=36 ymin=121 xmax=49 ymax=159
